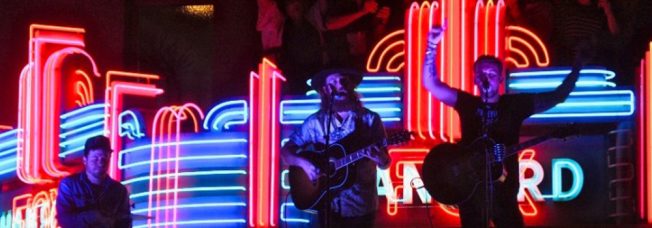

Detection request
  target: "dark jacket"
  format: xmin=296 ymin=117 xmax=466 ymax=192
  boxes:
xmin=56 ymin=172 xmax=132 ymax=228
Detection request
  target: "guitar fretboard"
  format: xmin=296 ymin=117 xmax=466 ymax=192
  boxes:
xmin=329 ymin=131 xmax=411 ymax=170
xmin=333 ymin=139 xmax=384 ymax=170
xmin=506 ymin=135 xmax=555 ymax=158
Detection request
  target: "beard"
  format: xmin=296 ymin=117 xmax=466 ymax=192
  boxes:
xmin=320 ymin=91 xmax=361 ymax=112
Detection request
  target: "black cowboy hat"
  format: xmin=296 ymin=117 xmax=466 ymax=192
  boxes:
xmin=310 ymin=68 xmax=363 ymax=91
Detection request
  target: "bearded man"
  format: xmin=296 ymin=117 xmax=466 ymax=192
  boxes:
xmin=281 ymin=68 xmax=391 ymax=227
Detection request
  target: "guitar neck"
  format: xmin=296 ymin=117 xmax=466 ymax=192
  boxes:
xmin=333 ymin=140 xmax=385 ymax=170
xmin=506 ymin=134 xmax=554 ymax=157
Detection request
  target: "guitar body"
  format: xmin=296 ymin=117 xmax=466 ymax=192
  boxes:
xmin=421 ymin=140 xmax=503 ymax=205
xmin=288 ymin=130 xmax=413 ymax=210
xmin=288 ymin=143 xmax=352 ymax=210
xmin=421 ymin=125 xmax=577 ymax=205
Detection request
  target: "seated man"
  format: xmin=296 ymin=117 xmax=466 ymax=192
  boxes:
xmin=56 ymin=135 xmax=132 ymax=228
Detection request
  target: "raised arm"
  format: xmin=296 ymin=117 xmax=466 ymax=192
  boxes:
xmin=422 ymin=26 xmax=458 ymax=107
xmin=533 ymin=41 xmax=592 ymax=113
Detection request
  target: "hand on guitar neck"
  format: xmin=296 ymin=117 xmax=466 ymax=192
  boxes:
xmin=285 ymin=130 xmax=413 ymax=210
xmin=361 ymin=145 xmax=391 ymax=169
xmin=290 ymin=143 xmax=389 ymax=181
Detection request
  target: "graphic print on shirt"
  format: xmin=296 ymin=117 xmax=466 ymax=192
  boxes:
xmin=476 ymin=104 xmax=498 ymax=129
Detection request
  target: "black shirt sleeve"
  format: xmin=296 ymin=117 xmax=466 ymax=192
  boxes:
xmin=509 ymin=93 xmax=537 ymax=121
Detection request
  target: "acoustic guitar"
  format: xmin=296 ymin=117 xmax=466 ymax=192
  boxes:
xmin=289 ymin=130 xmax=412 ymax=210
xmin=421 ymin=125 xmax=577 ymax=205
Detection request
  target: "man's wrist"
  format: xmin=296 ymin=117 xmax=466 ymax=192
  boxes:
xmin=426 ymin=44 xmax=438 ymax=54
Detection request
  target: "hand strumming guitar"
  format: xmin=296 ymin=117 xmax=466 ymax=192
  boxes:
xmin=281 ymin=141 xmax=321 ymax=182
xmin=296 ymin=157 xmax=320 ymax=181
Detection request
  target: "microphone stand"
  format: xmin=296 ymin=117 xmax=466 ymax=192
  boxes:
xmin=481 ymin=85 xmax=495 ymax=228
xmin=322 ymin=89 xmax=336 ymax=228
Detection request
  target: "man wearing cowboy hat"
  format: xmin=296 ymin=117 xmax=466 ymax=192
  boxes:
xmin=281 ymin=68 xmax=391 ymax=227
xmin=56 ymin=135 xmax=132 ymax=228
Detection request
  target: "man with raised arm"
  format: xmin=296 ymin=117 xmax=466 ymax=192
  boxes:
xmin=421 ymin=25 xmax=589 ymax=227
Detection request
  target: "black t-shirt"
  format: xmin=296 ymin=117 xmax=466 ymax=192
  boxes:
xmin=453 ymin=90 xmax=536 ymax=193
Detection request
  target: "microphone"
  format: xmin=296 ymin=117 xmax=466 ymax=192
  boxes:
xmin=328 ymin=84 xmax=337 ymax=93
xmin=481 ymin=76 xmax=490 ymax=90
xmin=328 ymin=85 xmax=339 ymax=101
xmin=328 ymin=85 xmax=345 ymax=96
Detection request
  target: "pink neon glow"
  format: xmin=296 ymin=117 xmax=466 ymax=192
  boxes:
xmin=17 ymin=64 xmax=33 ymax=184
xmin=148 ymin=103 xmax=203 ymax=227
xmin=258 ymin=62 xmax=266 ymax=226
xmin=148 ymin=107 xmax=173 ymax=226
xmin=104 ymin=71 xmax=162 ymax=182
xmin=42 ymin=47 xmax=101 ymax=179
xmin=17 ymin=24 xmax=100 ymax=184
xmin=108 ymin=82 xmax=163 ymax=180
xmin=247 ymin=58 xmax=285 ymax=227
xmin=270 ymin=68 xmax=286 ymax=227
xmin=430 ymin=1 xmax=441 ymax=141
xmin=32 ymin=38 xmax=84 ymax=47
xmin=248 ymin=71 xmax=258 ymax=227
xmin=443 ymin=0 xmax=452 ymax=142
xmin=638 ymin=58 xmax=644 ymax=219
xmin=639 ymin=55 xmax=647 ymax=220
xmin=405 ymin=0 xmax=493 ymax=144
xmin=405 ymin=2 xmax=418 ymax=137
xmin=518 ymin=149 xmax=539 ymax=216
xmin=416 ymin=2 xmax=429 ymax=140
xmin=438 ymin=0 xmax=448 ymax=142
xmin=645 ymin=42 xmax=652 ymax=223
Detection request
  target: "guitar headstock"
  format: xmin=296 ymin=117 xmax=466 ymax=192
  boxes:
xmin=386 ymin=130 xmax=414 ymax=146
xmin=551 ymin=123 xmax=579 ymax=139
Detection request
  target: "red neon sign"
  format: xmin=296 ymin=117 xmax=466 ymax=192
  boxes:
xmin=12 ymin=189 xmax=58 ymax=228
xmin=147 ymin=103 xmax=204 ymax=227
xmin=249 ymin=58 xmax=285 ymax=227
xmin=104 ymin=72 xmax=164 ymax=179
xmin=17 ymin=24 xmax=101 ymax=184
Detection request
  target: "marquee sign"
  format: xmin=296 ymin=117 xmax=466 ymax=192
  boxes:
xmin=0 ymin=0 xmax=644 ymax=227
